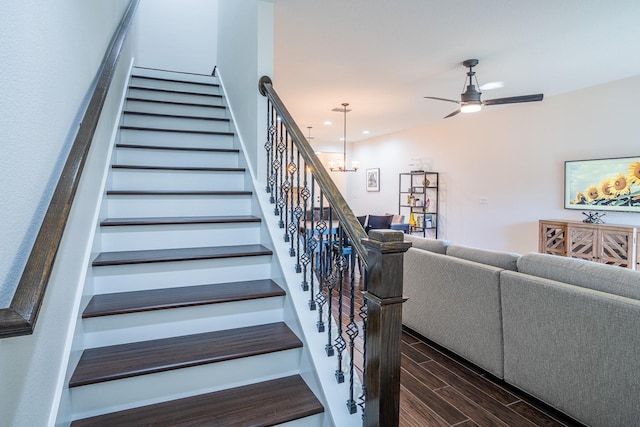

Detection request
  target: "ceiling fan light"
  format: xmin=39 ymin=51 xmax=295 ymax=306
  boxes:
xmin=461 ymin=103 xmax=482 ymax=113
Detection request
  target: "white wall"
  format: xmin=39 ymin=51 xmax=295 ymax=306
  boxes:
xmin=346 ymin=75 xmax=640 ymax=254
xmin=0 ymin=1 xmax=135 ymax=425
xmin=217 ymin=0 xmax=273 ymax=181
xmin=0 ymin=0 xmax=129 ymax=306
xmin=133 ymin=0 xmax=218 ymax=74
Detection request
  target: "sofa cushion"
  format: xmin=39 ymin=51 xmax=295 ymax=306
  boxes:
xmin=446 ymin=245 xmax=520 ymax=271
xmin=517 ymin=253 xmax=640 ymax=300
xmin=403 ymin=234 xmax=451 ymax=254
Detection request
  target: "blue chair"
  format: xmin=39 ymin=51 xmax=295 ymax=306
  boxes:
xmin=333 ymin=215 xmax=367 ymax=273
xmin=365 ymin=214 xmax=393 ymax=234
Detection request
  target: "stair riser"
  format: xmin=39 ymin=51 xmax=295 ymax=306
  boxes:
xmin=125 ymin=99 xmax=226 ymax=119
xmin=70 ymin=350 xmax=303 ymax=421
xmin=83 ymin=297 xmax=285 ymax=347
xmin=99 ymin=223 xmax=261 ymax=252
xmin=119 ymin=128 xmax=234 ymax=149
xmin=277 ymin=415 xmax=324 ymax=427
xmin=92 ymin=256 xmax=272 ymax=294
xmin=106 ymin=194 xmax=252 ymax=217
xmin=130 ymin=76 xmax=221 ymax=96
xmin=115 ymin=147 xmax=239 ymax=168
xmin=132 ymin=68 xmax=218 ymax=84
xmin=109 ymin=169 xmax=245 ymax=192
xmin=128 ymin=88 xmax=223 ymax=106
xmin=122 ymin=114 xmax=230 ymax=133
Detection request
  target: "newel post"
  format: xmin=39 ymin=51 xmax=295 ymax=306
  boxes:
xmin=362 ymin=230 xmax=411 ymax=427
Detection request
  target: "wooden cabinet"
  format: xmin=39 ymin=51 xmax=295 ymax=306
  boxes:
xmin=539 ymin=220 xmax=638 ymax=269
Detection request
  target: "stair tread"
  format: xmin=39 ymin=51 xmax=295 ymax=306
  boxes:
xmin=112 ymin=164 xmax=245 ymax=172
xmin=100 ymin=215 xmax=261 ymax=226
xmin=106 ymin=190 xmax=252 ymax=196
xmin=69 ymin=322 xmax=301 ymax=387
xmin=83 ymin=279 xmax=285 ymax=318
xmin=129 ymin=85 xmax=222 ymax=97
xmin=70 ymin=374 xmax=323 ymax=426
xmin=115 ymin=143 xmax=238 ymax=153
xmin=123 ymin=111 xmax=229 ymax=122
xmin=92 ymin=244 xmax=272 ymax=266
xmin=120 ymin=125 xmax=233 ymax=135
xmin=131 ymin=74 xmax=220 ymax=88
xmin=126 ymin=97 xmax=226 ymax=109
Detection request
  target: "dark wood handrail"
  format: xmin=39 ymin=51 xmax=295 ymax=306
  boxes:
xmin=0 ymin=0 xmax=140 ymax=339
xmin=258 ymin=76 xmax=368 ymax=264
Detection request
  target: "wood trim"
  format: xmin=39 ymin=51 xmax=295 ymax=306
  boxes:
xmin=0 ymin=0 xmax=140 ymax=339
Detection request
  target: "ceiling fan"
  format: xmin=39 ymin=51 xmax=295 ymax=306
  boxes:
xmin=425 ymin=59 xmax=543 ymax=118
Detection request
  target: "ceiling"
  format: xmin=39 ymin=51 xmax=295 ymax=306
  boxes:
xmin=272 ymin=0 xmax=640 ymax=147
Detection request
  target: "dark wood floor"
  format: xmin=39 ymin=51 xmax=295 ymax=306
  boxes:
xmin=399 ymin=328 xmax=582 ymax=427
xmin=325 ymin=264 xmax=583 ymax=427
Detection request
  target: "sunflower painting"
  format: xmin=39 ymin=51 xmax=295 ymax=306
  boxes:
xmin=565 ymin=156 xmax=640 ymax=212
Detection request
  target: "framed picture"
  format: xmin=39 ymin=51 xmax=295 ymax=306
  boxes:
xmin=564 ymin=156 xmax=640 ymax=212
xmin=366 ymin=168 xmax=380 ymax=192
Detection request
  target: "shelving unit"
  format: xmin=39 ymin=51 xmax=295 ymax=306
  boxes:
xmin=399 ymin=171 xmax=439 ymax=238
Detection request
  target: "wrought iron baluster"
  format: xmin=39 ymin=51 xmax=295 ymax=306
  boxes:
xmin=281 ymin=129 xmax=291 ymax=240
xmin=334 ymin=224 xmax=347 ymax=383
xmin=272 ymin=117 xmax=281 ymax=215
xmin=276 ymin=120 xmax=285 ymax=224
xmin=358 ymin=269 xmax=368 ymax=416
xmin=324 ymin=206 xmax=335 ymax=357
xmin=308 ymin=174 xmax=317 ymax=310
xmin=300 ymin=161 xmax=311 ymax=290
xmin=293 ymin=150 xmax=303 ymax=271
xmin=315 ymin=189 xmax=327 ymax=333
xmin=265 ymin=101 xmax=275 ymax=198
xmin=346 ymin=251 xmax=360 ymax=413
xmin=287 ymin=141 xmax=298 ymax=255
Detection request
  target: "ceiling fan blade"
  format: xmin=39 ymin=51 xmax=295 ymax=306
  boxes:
xmin=444 ymin=109 xmax=461 ymax=119
xmin=483 ymin=94 xmax=543 ymax=106
xmin=424 ymin=96 xmax=460 ymax=104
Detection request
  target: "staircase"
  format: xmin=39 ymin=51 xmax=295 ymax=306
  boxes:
xmin=64 ymin=68 xmax=324 ymax=426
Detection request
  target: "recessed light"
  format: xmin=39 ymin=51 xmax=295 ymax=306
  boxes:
xmin=323 ymin=120 xmax=332 ymax=126
xmin=362 ymin=130 xmax=370 ymax=135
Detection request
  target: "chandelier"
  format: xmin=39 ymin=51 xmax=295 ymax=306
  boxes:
xmin=329 ymin=103 xmax=359 ymax=172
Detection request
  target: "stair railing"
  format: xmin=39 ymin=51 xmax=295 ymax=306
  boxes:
xmin=259 ymin=76 xmax=410 ymax=427
xmin=0 ymin=0 xmax=140 ymax=339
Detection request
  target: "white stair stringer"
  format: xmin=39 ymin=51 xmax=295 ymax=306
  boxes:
xmin=57 ymin=67 xmax=327 ymax=426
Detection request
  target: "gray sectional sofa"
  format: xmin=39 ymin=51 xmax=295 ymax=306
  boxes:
xmin=401 ymin=234 xmax=640 ymax=427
